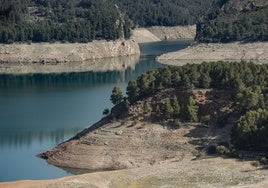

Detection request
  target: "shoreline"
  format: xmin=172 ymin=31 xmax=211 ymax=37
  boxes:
xmin=0 ymin=54 xmax=140 ymax=74
xmin=157 ymin=41 xmax=268 ymax=65
xmin=0 ymin=25 xmax=196 ymax=74
xmin=0 ymin=39 xmax=140 ymax=74
xmin=0 ymin=39 xmax=140 ymax=63
xmin=1 ymin=157 xmax=267 ymax=188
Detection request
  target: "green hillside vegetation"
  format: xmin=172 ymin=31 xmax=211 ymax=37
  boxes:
xmin=0 ymin=0 xmax=218 ymax=43
xmin=111 ymin=61 xmax=268 ymax=152
xmin=0 ymin=0 xmax=132 ymax=43
xmin=113 ymin=0 xmax=215 ymax=27
xmin=2 ymin=0 xmax=266 ymax=43
xmin=196 ymin=0 xmax=268 ymax=42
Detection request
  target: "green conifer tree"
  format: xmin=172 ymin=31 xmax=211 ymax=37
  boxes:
xmin=110 ymin=86 xmax=123 ymax=105
xmin=186 ymin=96 xmax=199 ymax=122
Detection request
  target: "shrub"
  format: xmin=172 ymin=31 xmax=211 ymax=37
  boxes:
xmin=216 ymin=145 xmax=230 ymax=156
xmin=251 ymin=161 xmax=260 ymax=169
xmin=193 ymin=150 xmax=206 ymax=159
xmin=174 ymin=119 xmax=182 ymax=129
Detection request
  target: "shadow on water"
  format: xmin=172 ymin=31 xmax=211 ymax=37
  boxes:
xmin=0 ymin=56 xmax=164 ymax=90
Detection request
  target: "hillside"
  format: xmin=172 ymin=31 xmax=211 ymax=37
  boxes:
xmin=196 ymin=0 xmax=268 ymax=42
xmin=113 ymin=0 xmax=215 ymax=27
xmin=39 ymin=61 xmax=268 ymax=171
xmin=0 ymin=0 xmax=132 ymax=43
xmin=0 ymin=0 xmax=218 ymax=44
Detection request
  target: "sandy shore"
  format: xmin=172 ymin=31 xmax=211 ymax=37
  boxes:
xmin=157 ymin=42 xmax=268 ymax=65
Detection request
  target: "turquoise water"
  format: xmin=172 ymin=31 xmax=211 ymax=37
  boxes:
xmin=0 ymin=40 xmax=191 ymax=181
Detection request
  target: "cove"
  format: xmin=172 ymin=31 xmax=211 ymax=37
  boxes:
xmin=0 ymin=40 xmax=191 ymax=182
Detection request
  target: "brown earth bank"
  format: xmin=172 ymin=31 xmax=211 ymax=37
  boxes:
xmin=157 ymin=42 xmax=268 ymax=65
xmin=38 ymin=88 xmax=234 ymax=171
xmin=1 ymin=88 xmax=268 ymax=187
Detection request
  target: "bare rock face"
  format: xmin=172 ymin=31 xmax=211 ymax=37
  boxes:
xmin=131 ymin=25 xmax=196 ymax=43
xmin=0 ymin=39 xmax=140 ymax=63
xmin=131 ymin=29 xmax=161 ymax=43
xmin=148 ymin=25 xmax=196 ymax=40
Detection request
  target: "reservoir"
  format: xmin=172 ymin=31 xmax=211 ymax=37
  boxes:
xmin=0 ymin=40 xmax=191 ymax=181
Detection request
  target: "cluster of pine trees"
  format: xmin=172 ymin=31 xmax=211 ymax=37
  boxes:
xmin=111 ymin=61 xmax=268 ymax=151
xmin=113 ymin=0 xmax=214 ymax=27
xmin=0 ymin=0 xmax=132 ymax=43
xmin=0 ymin=0 xmax=218 ymax=43
xmin=196 ymin=0 xmax=268 ymax=42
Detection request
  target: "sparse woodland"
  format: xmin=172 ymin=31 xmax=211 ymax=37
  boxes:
xmin=111 ymin=61 xmax=268 ymax=152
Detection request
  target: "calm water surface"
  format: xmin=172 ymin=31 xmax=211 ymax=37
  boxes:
xmin=0 ymin=40 xmax=191 ymax=181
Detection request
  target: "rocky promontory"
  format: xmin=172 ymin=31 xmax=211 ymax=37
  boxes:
xmin=27 ymin=88 xmax=268 ymax=187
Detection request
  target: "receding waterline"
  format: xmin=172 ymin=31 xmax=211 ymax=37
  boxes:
xmin=0 ymin=40 xmax=192 ymax=181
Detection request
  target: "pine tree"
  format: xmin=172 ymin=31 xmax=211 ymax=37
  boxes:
xmin=155 ymin=104 xmax=161 ymax=119
xmin=172 ymin=95 xmax=180 ymax=117
xmin=186 ymin=96 xmax=199 ymax=122
xmin=126 ymin=80 xmax=139 ymax=103
xmin=164 ymin=98 xmax=174 ymax=119
xmin=144 ymin=101 xmax=152 ymax=114
xmin=110 ymin=86 xmax=123 ymax=105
